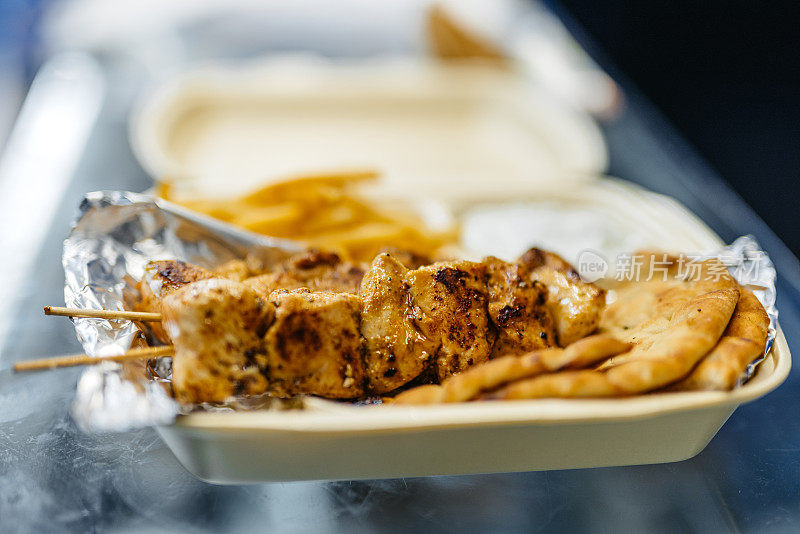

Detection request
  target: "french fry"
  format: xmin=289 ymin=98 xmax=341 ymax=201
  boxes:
xmin=242 ymin=169 xmax=379 ymax=205
xmin=232 ymin=203 xmax=305 ymax=235
xmin=297 ymin=200 xmax=370 ymax=234
xmin=179 ymin=200 xmax=243 ymax=222
xmin=156 ymin=170 xmax=458 ymax=262
xmin=155 ymin=180 xmax=173 ymax=201
xmin=309 ymin=222 xmax=410 ymax=260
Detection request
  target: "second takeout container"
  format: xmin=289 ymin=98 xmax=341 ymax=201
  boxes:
xmin=130 ymin=57 xmax=608 ymax=199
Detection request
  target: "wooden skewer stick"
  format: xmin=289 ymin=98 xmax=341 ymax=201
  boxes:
xmin=44 ymin=306 xmax=162 ymax=322
xmin=13 ymin=345 xmax=174 ymax=372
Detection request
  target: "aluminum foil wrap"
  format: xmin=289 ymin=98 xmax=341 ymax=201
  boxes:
xmin=65 ymin=191 xmax=300 ymax=431
xmin=64 ymin=191 xmax=779 ymax=431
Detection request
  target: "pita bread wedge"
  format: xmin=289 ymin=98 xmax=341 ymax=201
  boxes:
xmin=486 ymin=256 xmax=740 ymax=399
xmin=393 ymin=334 xmax=630 ymax=405
xmin=673 ymin=287 xmax=769 ymax=391
xmin=484 ymin=369 xmax=621 ymax=399
xmin=603 ymin=284 xmax=739 ymax=392
xmin=390 ymin=384 xmax=447 ymax=405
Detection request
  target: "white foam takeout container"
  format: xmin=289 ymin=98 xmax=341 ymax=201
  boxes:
xmin=132 ymin=59 xmax=790 ymax=482
xmin=155 ymin=180 xmax=790 ymax=483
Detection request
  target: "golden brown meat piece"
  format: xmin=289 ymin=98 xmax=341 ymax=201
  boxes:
xmin=265 ymin=289 xmax=366 ymax=398
xmin=406 ymin=260 xmax=496 ymax=381
xmin=360 ymin=254 xmax=556 ymax=392
xmin=244 ymin=249 xmax=365 ymax=295
xmin=212 ymin=259 xmax=254 ymax=282
xmin=484 ymin=257 xmax=557 ymax=357
xmin=161 ymin=279 xmax=274 ymax=404
xmin=517 ymin=248 xmax=606 ymax=346
xmin=140 ymin=259 xmax=258 ymax=344
xmin=359 ymin=253 xmax=438 ymax=393
xmin=137 ymin=260 xmax=216 ymax=343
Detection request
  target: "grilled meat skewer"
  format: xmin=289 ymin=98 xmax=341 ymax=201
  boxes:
xmin=153 ymin=249 xmax=605 ymax=404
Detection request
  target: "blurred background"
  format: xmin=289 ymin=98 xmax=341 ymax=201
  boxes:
xmin=558 ymin=0 xmax=800 ymax=256
xmin=1 ymin=0 xmax=796 ymax=253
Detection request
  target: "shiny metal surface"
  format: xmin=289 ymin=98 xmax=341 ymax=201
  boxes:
xmin=2 ymin=31 xmax=800 ymax=534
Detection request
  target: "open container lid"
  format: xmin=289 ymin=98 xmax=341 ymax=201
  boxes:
xmin=131 ymin=57 xmax=608 ymax=199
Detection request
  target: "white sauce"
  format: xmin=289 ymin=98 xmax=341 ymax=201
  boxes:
xmin=461 ymin=201 xmax=654 ymax=267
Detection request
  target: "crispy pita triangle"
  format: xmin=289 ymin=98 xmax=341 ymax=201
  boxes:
xmin=673 ymin=287 xmax=769 ymax=391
